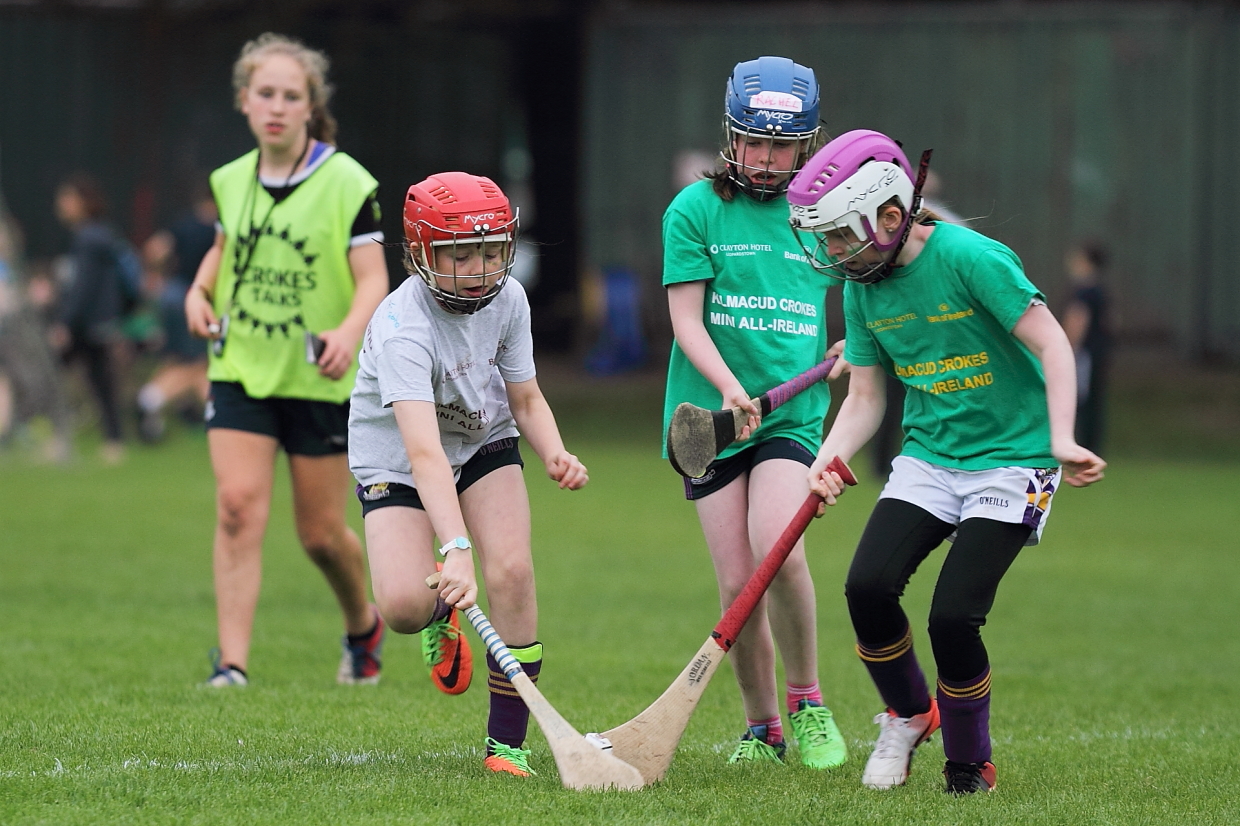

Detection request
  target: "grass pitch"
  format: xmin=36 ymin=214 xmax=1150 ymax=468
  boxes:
xmin=1 ymin=371 xmax=1238 ymax=824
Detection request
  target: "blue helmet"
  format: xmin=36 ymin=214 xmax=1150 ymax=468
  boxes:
xmin=721 ymin=56 xmax=823 ymax=201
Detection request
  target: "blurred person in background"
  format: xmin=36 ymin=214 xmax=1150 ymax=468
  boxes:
xmin=662 ymin=56 xmax=849 ymax=770
xmin=1061 ymin=240 xmax=1111 ymax=454
xmin=0 ymin=200 xmax=73 ymax=462
xmin=183 ymin=33 xmax=389 ymax=688
xmin=49 ymin=172 xmax=127 ymax=464
xmin=134 ymin=178 xmax=216 ymax=442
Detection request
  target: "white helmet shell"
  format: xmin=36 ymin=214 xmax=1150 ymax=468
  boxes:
xmin=789 ymin=160 xmax=914 ymax=251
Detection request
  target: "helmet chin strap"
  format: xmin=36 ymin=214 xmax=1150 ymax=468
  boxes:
xmin=866 ymin=148 xmax=934 ymax=284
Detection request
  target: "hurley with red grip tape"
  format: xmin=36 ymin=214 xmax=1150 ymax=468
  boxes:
xmin=712 ymin=455 xmax=856 ymax=650
xmin=599 ymin=454 xmax=857 ymax=785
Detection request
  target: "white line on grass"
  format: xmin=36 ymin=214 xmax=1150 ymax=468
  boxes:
xmin=2 ymin=748 xmax=482 ymax=779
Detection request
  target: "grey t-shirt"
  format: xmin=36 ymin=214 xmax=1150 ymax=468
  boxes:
xmin=348 ymin=277 xmax=536 ymax=489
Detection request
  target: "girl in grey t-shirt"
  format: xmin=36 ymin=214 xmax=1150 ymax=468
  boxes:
xmin=348 ymin=173 xmax=587 ymax=778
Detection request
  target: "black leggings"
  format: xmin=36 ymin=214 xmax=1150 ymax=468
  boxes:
xmin=845 ymin=497 xmax=1031 ymax=682
xmin=66 ymin=337 xmax=122 ymax=442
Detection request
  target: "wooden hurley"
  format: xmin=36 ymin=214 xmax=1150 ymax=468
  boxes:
xmin=598 ymin=457 xmax=857 ymax=785
xmin=426 ymin=572 xmax=644 ymax=790
xmin=667 ymin=357 xmax=839 ymax=479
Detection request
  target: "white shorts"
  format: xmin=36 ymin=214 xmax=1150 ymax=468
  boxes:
xmin=879 ymin=455 xmax=1061 ymax=546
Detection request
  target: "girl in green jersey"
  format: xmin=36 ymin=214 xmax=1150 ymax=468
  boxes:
xmin=662 ymin=57 xmax=849 ymax=770
xmin=789 ymin=130 xmax=1106 ymax=794
xmin=184 ymin=34 xmax=390 ymax=688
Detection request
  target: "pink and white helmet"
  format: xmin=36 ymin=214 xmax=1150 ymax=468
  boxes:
xmin=788 ymin=130 xmax=920 ymax=282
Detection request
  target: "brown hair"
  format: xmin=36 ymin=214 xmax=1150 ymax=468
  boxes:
xmin=705 ymin=166 xmax=741 ymax=202
xmin=232 ymin=32 xmax=338 ymax=145
xmin=914 ymin=207 xmax=946 ymax=225
xmin=59 ymin=172 xmax=109 ymax=220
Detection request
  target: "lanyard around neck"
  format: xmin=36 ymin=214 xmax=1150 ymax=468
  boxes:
xmin=225 ymin=137 xmax=313 ymax=309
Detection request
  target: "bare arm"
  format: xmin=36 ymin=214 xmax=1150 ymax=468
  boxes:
xmin=185 ymin=231 xmax=225 ymax=339
xmin=808 ymin=364 xmax=887 ymax=501
xmin=506 ymin=376 xmax=588 ymax=490
xmin=1012 ymin=302 xmax=1106 ymax=487
xmin=392 ymin=400 xmax=477 ymax=608
xmin=317 ymin=242 xmax=390 ymax=380
xmin=666 ymin=280 xmax=760 ymax=437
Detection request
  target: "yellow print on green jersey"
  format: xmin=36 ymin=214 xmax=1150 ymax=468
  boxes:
xmin=926 ymin=302 xmax=975 ymax=323
xmin=894 ymin=350 xmax=989 ymax=379
xmin=910 ymin=371 xmax=995 ymax=395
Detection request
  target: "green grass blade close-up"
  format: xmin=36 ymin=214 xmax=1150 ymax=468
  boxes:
xmin=2 ymin=363 xmax=1239 ymax=825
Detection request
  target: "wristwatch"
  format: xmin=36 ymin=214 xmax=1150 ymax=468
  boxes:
xmin=438 ymin=536 xmax=472 ymax=557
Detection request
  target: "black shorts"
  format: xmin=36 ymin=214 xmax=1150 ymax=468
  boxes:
xmin=205 ymin=381 xmax=348 ymax=456
xmin=682 ymin=438 xmax=814 ymax=500
xmin=357 ymin=437 xmax=524 ymax=517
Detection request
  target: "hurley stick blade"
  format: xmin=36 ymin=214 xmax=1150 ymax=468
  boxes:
xmin=666 ymin=402 xmax=717 ymax=478
xmin=601 ymin=638 xmax=728 ymax=785
xmin=667 ymin=402 xmax=750 ymax=479
xmin=666 ymin=357 xmax=838 ymax=479
xmin=505 ymin=671 xmax=645 ymax=791
xmin=597 ymin=457 xmax=856 ymax=786
xmin=458 ymin=602 xmax=644 ymax=791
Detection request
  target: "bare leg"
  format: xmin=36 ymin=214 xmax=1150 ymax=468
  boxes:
xmin=0 ymin=373 xmax=12 ymax=440
xmin=147 ymin=360 xmax=210 ymax=408
xmin=363 ymin=505 xmax=439 ymax=633
xmin=289 ymin=452 xmax=372 ymax=635
xmin=460 ymin=465 xmax=536 ymax=643
xmin=694 ymin=473 xmax=779 ymax=723
xmin=210 ymin=429 xmax=277 ymax=670
xmin=748 ymin=459 xmax=819 ymax=688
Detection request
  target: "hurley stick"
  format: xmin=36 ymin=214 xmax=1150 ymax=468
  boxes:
xmin=667 ymin=356 xmax=839 ymax=478
xmin=596 ymin=456 xmax=857 ymax=785
xmin=424 ymin=572 xmax=644 ymax=791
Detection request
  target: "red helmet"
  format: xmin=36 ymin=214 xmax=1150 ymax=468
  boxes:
xmin=403 ymin=172 xmax=519 ymax=314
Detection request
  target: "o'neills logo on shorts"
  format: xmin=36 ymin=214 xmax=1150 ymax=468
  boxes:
xmin=361 ymin=483 xmax=391 ymax=501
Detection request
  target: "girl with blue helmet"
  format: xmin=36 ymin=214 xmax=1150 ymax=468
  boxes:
xmin=790 ymin=129 xmax=1106 ymax=793
xmin=661 ymin=56 xmax=850 ymax=769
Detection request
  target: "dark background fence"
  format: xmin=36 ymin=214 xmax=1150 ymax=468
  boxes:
xmin=2 ymin=0 xmax=1238 ymax=360
xmin=583 ymin=2 xmax=1240 ymax=363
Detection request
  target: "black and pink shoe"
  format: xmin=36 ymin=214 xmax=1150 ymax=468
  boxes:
xmin=338 ymin=606 xmax=385 ymax=685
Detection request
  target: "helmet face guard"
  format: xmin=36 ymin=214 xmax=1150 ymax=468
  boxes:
xmin=403 ymin=173 xmax=519 ymax=314
xmin=721 ymin=56 xmax=822 ymax=202
xmin=787 ymin=130 xmax=931 ymax=283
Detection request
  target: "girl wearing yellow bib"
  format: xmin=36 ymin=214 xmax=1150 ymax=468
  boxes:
xmin=185 ymin=33 xmax=389 ymax=688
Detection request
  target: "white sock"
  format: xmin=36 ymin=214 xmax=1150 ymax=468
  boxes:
xmin=137 ymin=384 xmax=165 ymax=413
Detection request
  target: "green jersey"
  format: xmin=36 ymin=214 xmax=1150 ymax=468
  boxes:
xmin=842 ymin=221 xmax=1055 ymax=470
xmin=662 ymin=181 xmax=832 ymax=460
xmin=208 ymin=148 xmax=378 ymax=402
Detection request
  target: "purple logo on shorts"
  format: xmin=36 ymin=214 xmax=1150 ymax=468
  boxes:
xmin=361 ymin=483 xmax=391 ymax=502
xmin=1022 ymin=468 xmax=1058 ymax=530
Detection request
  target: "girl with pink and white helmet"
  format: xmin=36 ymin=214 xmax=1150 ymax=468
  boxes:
xmin=788 ymin=129 xmax=1106 ymax=794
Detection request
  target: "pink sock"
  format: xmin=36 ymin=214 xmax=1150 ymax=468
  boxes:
xmin=748 ymin=714 xmax=783 ymax=744
xmin=786 ymin=681 xmax=823 ymax=715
